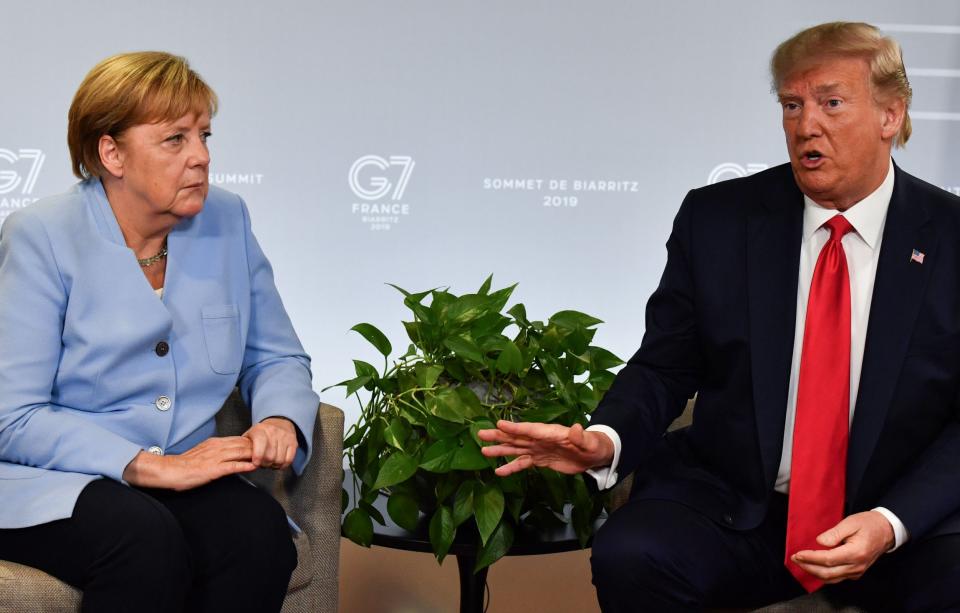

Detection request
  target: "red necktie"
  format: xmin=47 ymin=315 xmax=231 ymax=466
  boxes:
xmin=785 ymin=215 xmax=854 ymax=592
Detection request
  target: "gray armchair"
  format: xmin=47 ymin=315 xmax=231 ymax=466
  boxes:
xmin=607 ymin=398 xmax=866 ymax=613
xmin=0 ymin=391 xmax=344 ymax=613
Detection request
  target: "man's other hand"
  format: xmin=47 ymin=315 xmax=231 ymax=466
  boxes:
xmin=477 ymin=420 xmax=615 ymax=477
xmin=791 ymin=510 xmax=896 ymax=584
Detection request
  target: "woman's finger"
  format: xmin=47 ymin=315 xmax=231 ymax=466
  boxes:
xmin=247 ymin=430 xmax=268 ymax=466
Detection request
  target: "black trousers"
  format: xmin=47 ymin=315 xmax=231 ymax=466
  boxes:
xmin=591 ymin=494 xmax=960 ymax=612
xmin=0 ymin=476 xmax=297 ymax=613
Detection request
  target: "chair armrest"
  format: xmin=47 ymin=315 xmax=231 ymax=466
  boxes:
xmin=215 ymin=391 xmax=344 ymax=609
xmin=284 ymin=402 xmax=344 ymax=592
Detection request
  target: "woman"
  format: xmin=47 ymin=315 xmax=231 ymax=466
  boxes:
xmin=0 ymin=52 xmax=319 ymax=612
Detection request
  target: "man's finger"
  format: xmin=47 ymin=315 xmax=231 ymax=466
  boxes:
xmin=482 ymin=444 xmax=531 ymax=457
xmin=793 ymin=543 xmax=858 ymax=568
xmin=793 ymin=558 xmax=859 ymax=582
xmin=816 ymin=518 xmax=857 ymax=548
xmin=476 ymin=429 xmax=526 ymax=445
xmin=494 ymin=455 xmax=533 ymax=476
xmin=495 ymin=420 xmax=556 ymax=439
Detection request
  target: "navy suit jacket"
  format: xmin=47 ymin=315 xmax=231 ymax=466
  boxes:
xmin=591 ymin=162 xmax=960 ymax=541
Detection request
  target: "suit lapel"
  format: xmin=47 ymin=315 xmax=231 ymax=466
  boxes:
xmin=846 ymin=167 xmax=937 ymax=506
xmin=748 ymin=172 xmax=804 ymax=489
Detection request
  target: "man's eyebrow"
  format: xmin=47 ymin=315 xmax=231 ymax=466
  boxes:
xmin=812 ymin=82 xmax=844 ymax=94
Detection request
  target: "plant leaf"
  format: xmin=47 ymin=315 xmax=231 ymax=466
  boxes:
xmin=351 ymin=323 xmax=393 ymax=357
xmin=426 ymin=416 xmax=467 ymax=440
xmin=453 ymin=482 xmax=478 ymax=526
xmin=478 ymin=274 xmax=493 ymax=295
xmin=360 ymin=500 xmax=386 ymax=526
xmin=538 ymin=468 xmax=567 ymax=513
xmin=585 ymin=346 xmax=624 ymax=371
xmin=416 ymin=363 xmax=445 ymax=389
xmin=507 ymin=303 xmax=531 ymax=328
xmin=474 ymin=519 xmax=514 ymax=571
xmin=353 ymin=359 xmax=380 ymax=379
xmin=343 ymin=423 xmax=368 ymax=449
xmin=451 ymin=434 xmax=491 ymax=471
xmin=549 ymin=310 xmax=603 ymax=330
xmin=372 ymin=451 xmax=418 ymax=489
xmin=495 ymin=339 xmax=523 ymax=375
xmin=445 ymin=294 xmax=491 ymax=325
xmin=387 ymin=492 xmax=420 ymax=531
xmin=384 ymin=418 xmax=411 ymax=450
xmin=342 ymin=508 xmax=374 ymax=547
xmin=427 ymin=388 xmax=467 ymax=423
xmin=443 ymin=336 xmax=486 ymax=364
xmin=454 ymin=386 xmax=486 ymax=419
xmin=486 ymin=283 xmax=517 ymax=314
xmin=429 ymin=505 xmax=455 ymax=564
xmin=419 ymin=439 xmax=458 ymax=473
xmin=520 ymin=402 xmax=569 ymax=424
xmin=469 ymin=419 xmax=496 ymax=446
xmin=345 ymin=375 xmax=372 ymax=397
xmin=475 ymin=483 xmax=505 ymax=545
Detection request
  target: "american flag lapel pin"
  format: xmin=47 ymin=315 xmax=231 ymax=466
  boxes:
xmin=910 ymin=249 xmax=925 ymax=264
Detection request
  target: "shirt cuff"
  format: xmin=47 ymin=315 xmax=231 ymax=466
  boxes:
xmin=872 ymin=506 xmax=910 ymax=552
xmin=584 ymin=424 xmax=622 ymax=490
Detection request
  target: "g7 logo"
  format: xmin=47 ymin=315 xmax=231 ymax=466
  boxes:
xmin=348 ymin=155 xmax=415 ymax=201
xmin=0 ymin=149 xmax=45 ymax=195
xmin=707 ymin=162 xmax=768 ymax=185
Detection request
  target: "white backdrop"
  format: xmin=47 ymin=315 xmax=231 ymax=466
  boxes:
xmin=3 ymin=1 xmax=959 ymax=432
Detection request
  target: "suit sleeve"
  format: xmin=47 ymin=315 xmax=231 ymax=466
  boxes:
xmin=876 ymin=405 xmax=960 ymax=539
xmin=236 ymin=198 xmax=319 ymax=474
xmin=0 ymin=211 xmax=143 ymax=481
xmin=589 ymin=191 xmax=703 ymax=481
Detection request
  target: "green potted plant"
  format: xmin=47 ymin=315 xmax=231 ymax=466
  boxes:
xmin=333 ymin=276 xmax=623 ymax=570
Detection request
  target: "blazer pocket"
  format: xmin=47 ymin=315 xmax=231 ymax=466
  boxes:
xmin=201 ymin=304 xmax=243 ymax=375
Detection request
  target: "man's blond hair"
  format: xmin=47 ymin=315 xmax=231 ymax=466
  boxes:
xmin=771 ymin=22 xmax=912 ymax=147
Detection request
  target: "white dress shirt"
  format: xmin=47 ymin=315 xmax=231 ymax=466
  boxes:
xmin=588 ymin=159 xmax=908 ymax=550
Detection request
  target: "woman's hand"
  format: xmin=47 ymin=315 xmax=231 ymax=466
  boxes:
xmin=122 ymin=436 xmax=257 ymax=490
xmin=243 ymin=416 xmax=299 ymax=470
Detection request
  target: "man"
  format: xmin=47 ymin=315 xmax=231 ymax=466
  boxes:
xmin=479 ymin=22 xmax=960 ymax=611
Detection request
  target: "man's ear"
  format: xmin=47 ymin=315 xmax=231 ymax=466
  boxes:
xmin=880 ymin=97 xmax=906 ymax=142
xmin=98 ymin=135 xmax=124 ymax=179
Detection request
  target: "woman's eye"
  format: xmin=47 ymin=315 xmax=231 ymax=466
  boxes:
xmin=166 ymin=134 xmax=184 ymax=144
xmin=201 ymin=131 xmax=212 ymax=143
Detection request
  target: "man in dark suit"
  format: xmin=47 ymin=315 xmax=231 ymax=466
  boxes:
xmin=479 ymin=22 xmax=960 ymax=611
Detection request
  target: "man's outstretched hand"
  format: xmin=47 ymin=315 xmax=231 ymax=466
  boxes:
xmin=477 ymin=420 xmax=615 ymax=476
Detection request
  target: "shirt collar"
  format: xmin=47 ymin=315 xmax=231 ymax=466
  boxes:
xmin=801 ymin=158 xmax=894 ymax=249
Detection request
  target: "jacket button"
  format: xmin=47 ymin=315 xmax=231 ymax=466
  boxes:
xmin=722 ymin=514 xmax=734 ymax=525
xmin=155 ymin=395 xmax=172 ymax=411
xmin=147 ymin=446 xmax=164 ymax=456
xmin=155 ymin=341 xmax=169 ymax=357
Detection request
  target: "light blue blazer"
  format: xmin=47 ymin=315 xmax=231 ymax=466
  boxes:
xmin=0 ymin=179 xmax=319 ymax=528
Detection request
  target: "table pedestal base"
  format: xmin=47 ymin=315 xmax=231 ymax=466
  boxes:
xmin=456 ymin=554 xmax=489 ymax=613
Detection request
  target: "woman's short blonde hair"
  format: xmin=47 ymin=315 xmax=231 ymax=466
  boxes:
xmin=770 ymin=22 xmax=912 ymax=147
xmin=68 ymin=51 xmax=218 ymax=179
